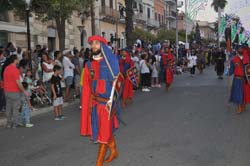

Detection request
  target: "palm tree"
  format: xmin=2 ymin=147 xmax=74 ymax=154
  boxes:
xmin=211 ymin=0 xmax=227 ymax=12
xmin=211 ymin=0 xmax=227 ymax=47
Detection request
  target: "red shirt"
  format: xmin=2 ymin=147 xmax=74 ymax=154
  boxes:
xmin=3 ymin=64 xmax=21 ymax=92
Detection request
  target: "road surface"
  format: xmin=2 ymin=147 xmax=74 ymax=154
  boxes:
xmin=1 ymin=67 xmax=250 ymax=166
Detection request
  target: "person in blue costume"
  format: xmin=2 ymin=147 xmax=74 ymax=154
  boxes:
xmin=229 ymin=47 xmax=245 ymax=114
xmin=80 ymin=35 xmax=120 ymax=166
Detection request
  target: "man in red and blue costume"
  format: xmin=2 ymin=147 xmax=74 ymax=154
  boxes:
xmin=229 ymin=47 xmax=246 ymax=114
xmin=242 ymin=44 xmax=250 ymax=107
xmin=119 ymin=49 xmax=134 ymax=108
xmin=160 ymin=47 xmax=175 ymax=91
xmin=80 ymin=35 xmax=120 ymax=166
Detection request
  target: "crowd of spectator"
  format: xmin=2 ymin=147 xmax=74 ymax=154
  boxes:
xmin=0 ymin=42 xmax=90 ymax=128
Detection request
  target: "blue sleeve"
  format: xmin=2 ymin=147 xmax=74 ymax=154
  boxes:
xmin=229 ymin=61 xmax=234 ymax=76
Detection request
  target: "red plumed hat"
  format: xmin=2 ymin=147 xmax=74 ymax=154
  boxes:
xmin=88 ymin=35 xmax=108 ymax=45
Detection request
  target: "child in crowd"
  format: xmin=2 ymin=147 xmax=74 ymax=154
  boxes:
xmin=151 ymin=55 xmax=160 ymax=88
xmin=37 ymin=80 xmax=46 ymax=96
xmin=51 ymin=65 xmax=64 ymax=120
xmin=18 ymin=82 xmax=34 ymax=128
xmin=24 ymin=69 xmax=33 ymax=94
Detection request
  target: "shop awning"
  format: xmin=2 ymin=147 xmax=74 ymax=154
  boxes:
xmin=0 ymin=21 xmax=44 ymax=35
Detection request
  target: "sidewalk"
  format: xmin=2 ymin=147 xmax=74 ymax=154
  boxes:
xmin=0 ymin=99 xmax=80 ymax=127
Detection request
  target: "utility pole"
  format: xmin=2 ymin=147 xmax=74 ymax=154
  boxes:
xmin=176 ymin=2 xmax=179 ymax=59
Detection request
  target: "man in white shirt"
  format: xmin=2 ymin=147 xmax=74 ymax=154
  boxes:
xmin=62 ymin=49 xmax=75 ymax=102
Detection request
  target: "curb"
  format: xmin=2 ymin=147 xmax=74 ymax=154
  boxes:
xmin=0 ymin=99 xmax=80 ymax=127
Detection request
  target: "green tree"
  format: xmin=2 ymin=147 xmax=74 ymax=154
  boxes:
xmin=6 ymin=0 xmax=91 ymax=50
xmin=130 ymin=27 xmax=156 ymax=44
xmin=157 ymin=29 xmax=186 ymax=44
xmin=125 ymin=0 xmax=134 ymax=48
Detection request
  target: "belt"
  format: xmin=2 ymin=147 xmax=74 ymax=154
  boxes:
xmin=91 ymin=95 xmax=109 ymax=103
xmin=235 ymin=76 xmax=243 ymax=79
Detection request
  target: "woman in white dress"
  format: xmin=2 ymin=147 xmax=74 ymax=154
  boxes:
xmin=41 ymin=53 xmax=54 ymax=98
xmin=151 ymin=55 xmax=160 ymax=87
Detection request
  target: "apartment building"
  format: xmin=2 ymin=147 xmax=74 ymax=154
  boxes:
xmin=133 ymin=0 xmax=159 ymax=34
xmin=197 ymin=21 xmax=216 ymax=41
xmin=177 ymin=11 xmax=194 ymax=34
xmin=0 ymin=0 xmax=126 ymax=50
xmin=165 ymin=0 xmax=177 ymax=30
xmin=0 ymin=9 xmax=87 ymax=50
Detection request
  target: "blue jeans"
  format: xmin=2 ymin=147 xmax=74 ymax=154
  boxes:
xmin=18 ymin=105 xmax=31 ymax=124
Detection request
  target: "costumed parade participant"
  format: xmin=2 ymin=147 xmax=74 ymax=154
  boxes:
xmin=229 ymin=47 xmax=246 ymax=114
xmin=119 ymin=49 xmax=134 ymax=108
xmin=242 ymin=44 xmax=250 ymax=109
xmin=161 ymin=47 xmax=175 ymax=91
xmin=215 ymin=48 xmax=226 ymax=79
xmin=80 ymin=35 xmax=122 ymax=166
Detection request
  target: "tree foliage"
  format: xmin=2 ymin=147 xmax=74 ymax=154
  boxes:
xmin=4 ymin=0 xmax=92 ymax=50
xmin=130 ymin=27 xmax=156 ymax=44
xmin=157 ymin=29 xmax=186 ymax=44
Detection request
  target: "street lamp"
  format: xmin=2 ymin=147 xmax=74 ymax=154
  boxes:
xmin=25 ymin=0 xmax=31 ymax=51
xmin=77 ymin=25 xmax=85 ymax=48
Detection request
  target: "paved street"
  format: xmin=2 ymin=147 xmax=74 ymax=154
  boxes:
xmin=1 ymin=67 xmax=250 ymax=166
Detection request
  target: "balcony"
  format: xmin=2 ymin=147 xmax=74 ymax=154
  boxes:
xmin=99 ymin=6 xmax=120 ymax=24
xmin=133 ymin=13 xmax=147 ymax=25
xmin=147 ymin=19 xmax=160 ymax=29
xmin=165 ymin=0 xmax=176 ymax=5
xmin=166 ymin=11 xmax=176 ymax=20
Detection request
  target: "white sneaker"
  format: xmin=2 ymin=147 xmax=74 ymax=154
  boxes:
xmin=25 ymin=123 xmax=34 ymax=128
xmin=142 ymin=88 xmax=146 ymax=92
xmin=144 ymin=88 xmax=151 ymax=92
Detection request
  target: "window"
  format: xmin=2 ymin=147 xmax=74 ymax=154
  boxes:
xmin=101 ymin=0 xmax=105 ymax=7
xmin=158 ymin=14 xmax=160 ymax=22
xmin=133 ymin=2 xmax=137 ymax=9
xmin=155 ymin=13 xmax=157 ymax=20
xmin=0 ymin=32 xmax=8 ymax=47
xmin=0 ymin=11 xmax=9 ymax=22
xmin=139 ymin=4 xmax=143 ymax=13
xmin=147 ymin=8 xmax=150 ymax=18
xmin=110 ymin=0 xmax=113 ymax=8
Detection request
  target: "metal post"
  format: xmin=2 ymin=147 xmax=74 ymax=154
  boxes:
xmin=26 ymin=9 xmax=31 ymax=51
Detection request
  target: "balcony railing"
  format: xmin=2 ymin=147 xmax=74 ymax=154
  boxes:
xmin=166 ymin=11 xmax=177 ymax=20
xmin=147 ymin=19 xmax=160 ymax=28
xmin=133 ymin=13 xmax=147 ymax=24
xmin=99 ymin=6 xmax=120 ymax=22
xmin=165 ymin=0 xmax=176 ymax=5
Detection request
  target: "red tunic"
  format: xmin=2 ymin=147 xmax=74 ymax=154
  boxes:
xmin=242 ymin=48 xmax=250 ymax=104
xmin=162 ymin=51 xmax=175 ymax=85
xmin=120 ymin=51 xmax=134 ymax=100
xmin=80 ymin=60 xmax=119 ymax=144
